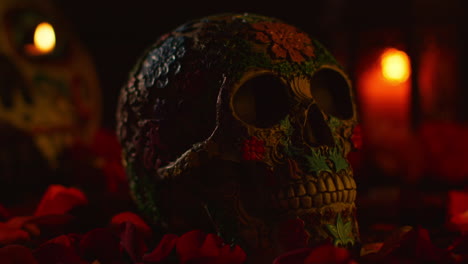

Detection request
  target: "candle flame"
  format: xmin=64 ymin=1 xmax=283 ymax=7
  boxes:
xmin=381 ymin=48 xmax=410 ymax=83
xmin=33 ymin=22 xmax=56 ymax=54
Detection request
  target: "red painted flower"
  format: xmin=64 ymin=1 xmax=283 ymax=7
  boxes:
xmin=242 ymin=136 xmax=265 ymax=161
xmin=252 ymin=22 xmax=315 ymax=63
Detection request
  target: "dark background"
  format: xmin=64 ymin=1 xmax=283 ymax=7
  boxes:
xmin=52 ymin=0 xmax=468 ymax=130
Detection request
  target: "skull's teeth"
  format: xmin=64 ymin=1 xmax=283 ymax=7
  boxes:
xmin=341 ymin=175 xmax=353 ymax=189
xmin=300 ymin=196 xmax=312 ymax=208
xmin=289 ymin=197 xmax=300 ymax=209
xmin=306 ymin=182 xmax=317 ymax=195
xmin=278 ymin=190 xmax=356 ymax=210
xmin=296 ymin=184 xmax=306 ymax=196
xmin=317 ymin=179 xmax=327 ymax=192
xmin=337 ymin=191 xmax=343 ymax=201
xmin=325 ymin=177 xmax=336 ymax=192
xmin=284 ymin=175 xmax=356 ymax=196
xmin=314 ymin=194 xmax=323 ymax=207
xmin=334 ymin=176 xmax=345 ymax=191
xmin=276 ymin=175 xmax=357 ymax=211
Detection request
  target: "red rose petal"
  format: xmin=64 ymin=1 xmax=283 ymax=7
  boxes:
xmin=34 ymin=242 xmax=84 ymax=264
xmin=119 ymin=221 xmax=148 ymax=262
xmin=174 ymin=231 xmax=247 ymax=264
xmin=0 ymin=244 xmax=37 ymax=264
xmin=143 ymin=234 xmax=178 ymax=262
xmin=111 ymin=211 xmax=152 ymax=238
xmin=44 ymin=233 xmax=82 ymax=249
xmin=273 ymin=247 xmax=313 ymax=264
xmin=176 ymin=230 xmax=206 ymax=262
xmin=200 ymin=234 xmax=223 ymax=257
xmin=219 ymin=244 xmax=247 ymax=264
xmin=79 ymin=227 xmax=122 ymax=262
xmin=34 ymin=185 xmax=88 ymax=217
xmin=24 ymin=214 xmax=74 ymax=242
xmin=304 ymin=244 xmax=352 ymax=264
xmin=0 ymin=224 xmax=30 ymax=245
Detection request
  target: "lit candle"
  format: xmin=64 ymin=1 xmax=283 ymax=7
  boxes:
xmin=24 ymin=22 xmax=56 ymax=56
xmin=357 ymin=48 xmax=411 ymax=153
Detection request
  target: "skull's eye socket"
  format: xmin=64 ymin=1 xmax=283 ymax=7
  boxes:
xmin=310 ymin=68 xmax=353 ymax=119
xmin=233 ymin=74 xmax=289 ymax=128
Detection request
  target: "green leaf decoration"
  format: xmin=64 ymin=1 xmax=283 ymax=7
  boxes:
xmin=325 ymin=213 xmax=355 ymax=247
xmin=329 ymin=147 xmax=349 ymax=172
xmin=305 ymin=149 xmax=332 ymax=174
xmin=279 ymin=117 xmax=294 ymax=138
xmin=328 ymin=116 xmax=342 ymax=131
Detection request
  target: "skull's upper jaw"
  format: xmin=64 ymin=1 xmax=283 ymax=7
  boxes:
xmin=273 ymin=169 xmax=357 ymax=216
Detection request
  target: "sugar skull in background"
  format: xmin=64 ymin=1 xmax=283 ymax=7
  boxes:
xmin=117 ymin=13 xmax=359 ymax=263
xmin=0 ymin=0 xmax=100 ymax=204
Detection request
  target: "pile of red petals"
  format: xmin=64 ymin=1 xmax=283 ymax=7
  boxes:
xmin=0 ymin=184 xmax=247 ymax=264
xmin=1 ymin=183 xmax=468 ymax=263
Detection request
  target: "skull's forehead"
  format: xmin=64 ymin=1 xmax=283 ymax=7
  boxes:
xmin=134 ymin=13 xmax=341 ymax=94
xmin=190 ymin=13 xmax=339 ymax=79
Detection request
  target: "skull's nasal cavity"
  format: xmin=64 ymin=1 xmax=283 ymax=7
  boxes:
xmin=303 ymin=104 xmax=335 ymax=147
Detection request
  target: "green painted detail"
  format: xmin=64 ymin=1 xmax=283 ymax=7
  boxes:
xmin=235 ymin=13 xmax=278 ymax=23
xmin=279 ymin=117 xmax=294 ymax=141
xmin=328 ymin=116 xmax=342 ymax=132
xmin=326 ymin=213 xmax=355 ymax=247
xmin=329 ymin=147 xmax=349 ymax=172
xmin=305 ymin=148 xmax=332 ymax=174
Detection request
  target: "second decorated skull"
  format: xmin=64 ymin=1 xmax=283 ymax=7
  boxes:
xmin=117 ymin=13 xmax=359 ymax=263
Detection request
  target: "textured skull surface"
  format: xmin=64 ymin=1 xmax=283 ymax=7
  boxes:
xmin=117 ymin=13 xmax=359 ymax=263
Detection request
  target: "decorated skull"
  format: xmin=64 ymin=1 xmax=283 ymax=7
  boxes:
xmin=117 ymin=13 xmax=359 ymax=262
xmin=0 ymin=0 xmax=101 ymax=202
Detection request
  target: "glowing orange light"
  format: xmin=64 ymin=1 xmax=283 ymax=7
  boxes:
xmin=33 ymin=22 xmax=56 ymax=54
xmin=381 ymin=48 xmax=411 ymax=83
